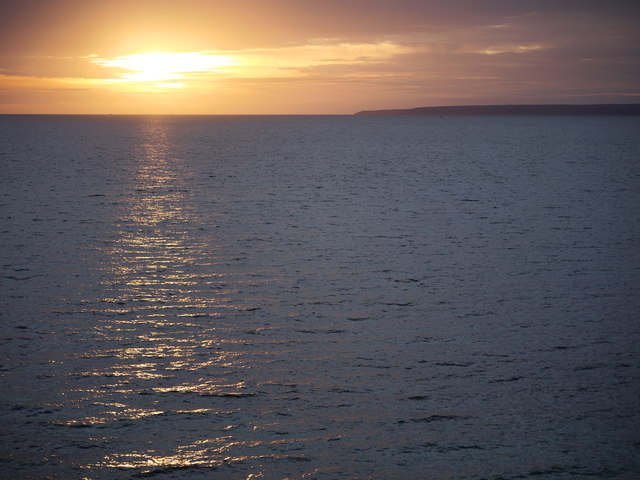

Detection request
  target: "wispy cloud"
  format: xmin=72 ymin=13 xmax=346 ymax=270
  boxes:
xmin=85 ymin=41 xmax=418 ymax=87
xmin=90 ymin=52 xmax=235 ymax=82
xmin=473 ymin=44 xmax=548 ymax=55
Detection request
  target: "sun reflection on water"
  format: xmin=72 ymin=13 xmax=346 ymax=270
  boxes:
xmin=67 ymin=117 xmax=268 ymax=475
xmin=95 ymin=118 xmax=237 ymax=318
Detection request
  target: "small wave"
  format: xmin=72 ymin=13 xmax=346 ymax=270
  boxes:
xmin=398 ymin=414 xmax=468 ymax=424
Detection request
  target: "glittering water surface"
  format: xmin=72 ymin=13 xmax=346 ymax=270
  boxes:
xmin=1 ymin=115 xmax=639 ymax=479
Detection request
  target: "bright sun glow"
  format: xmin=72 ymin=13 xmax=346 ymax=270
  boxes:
xmin=93 ymin=52 xmax=235 ymax=85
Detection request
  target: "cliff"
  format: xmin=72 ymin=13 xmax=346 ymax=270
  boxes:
xmin=355 ymin=104 xmax=640 ymax=116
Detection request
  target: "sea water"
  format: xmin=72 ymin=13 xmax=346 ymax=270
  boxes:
xmin=1 ymin=114 xmax=639 ymax=479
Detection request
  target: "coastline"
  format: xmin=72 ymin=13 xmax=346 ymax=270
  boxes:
xmin=355 ymin=104 xmax=640 ymax=116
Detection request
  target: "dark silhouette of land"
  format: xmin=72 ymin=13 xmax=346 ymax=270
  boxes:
xmin=355 ymin=104 xmax=640 ymax=116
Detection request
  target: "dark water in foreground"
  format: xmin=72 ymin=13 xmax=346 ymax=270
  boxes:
xmin=1 ymin=115 xmax=639 ymax=479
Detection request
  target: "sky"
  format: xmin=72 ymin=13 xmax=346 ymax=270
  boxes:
xmin=1 ymin=0 xmax=639 ymax=114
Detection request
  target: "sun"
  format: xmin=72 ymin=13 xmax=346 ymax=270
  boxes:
xmin=93 ymin=52 xmax=235 ymax=86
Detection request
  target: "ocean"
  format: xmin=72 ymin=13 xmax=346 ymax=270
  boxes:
xmin=1 ymin=114 xmax=639 ymax=479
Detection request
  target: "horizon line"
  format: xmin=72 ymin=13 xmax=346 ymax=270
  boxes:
xmin=2 ymin=102 xmax=640 ymax=117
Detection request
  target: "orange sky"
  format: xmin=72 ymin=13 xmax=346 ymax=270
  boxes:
xmin=1 ymin=0 xmax=639 ymax=114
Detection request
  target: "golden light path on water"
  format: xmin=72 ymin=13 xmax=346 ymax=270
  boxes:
xmin=64 ymin=118 xmax=296 ymax=476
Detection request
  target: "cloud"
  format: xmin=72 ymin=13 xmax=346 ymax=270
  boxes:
xmin=81 ymin=41 xmax=418 ymax=88
xmin=474 ymin=44 xmax=547 ymax=55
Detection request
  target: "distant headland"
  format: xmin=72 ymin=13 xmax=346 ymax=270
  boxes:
xmin=354 ymin=104 xmax=640 ymax=116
